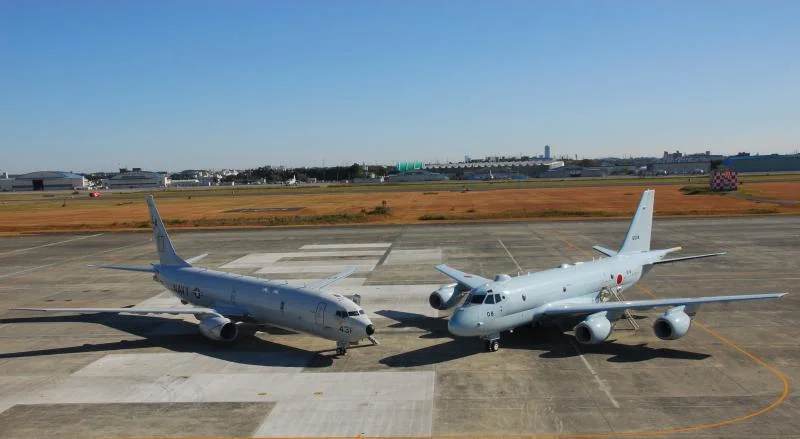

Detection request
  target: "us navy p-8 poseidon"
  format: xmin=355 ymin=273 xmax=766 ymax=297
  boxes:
xmin=430 ymin=189 xmax=786 ymax=352
xmin=14 ymin=195 xmax=376 ymax=355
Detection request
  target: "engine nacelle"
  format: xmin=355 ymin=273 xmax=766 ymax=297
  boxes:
xmin=429 ymin=283 xmax=465 ymax=310
xmin=198 ymin=315 xmax=238 ymax=342
xmin=653 ymin=308 xmax=691 ymax=340
xmin=574 ymin=312 xmax=613 ymax=345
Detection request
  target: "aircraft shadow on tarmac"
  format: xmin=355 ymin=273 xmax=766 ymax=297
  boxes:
xmin=0 ymin=314 xmax=333 ymax=367
xmin=375 ymin=309 xmax=451 ymax=339
xmin=379 ymin=318 xmax=710 ymax=368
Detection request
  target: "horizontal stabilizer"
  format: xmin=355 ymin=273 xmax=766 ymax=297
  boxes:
xmin=185 ymin=253 xmax=209 ymax=264
xmin=654 ymin=252 xmax=726 ymax=264
xmin=12 ymin=307 xmax=219 ymax=317
xmin=592 ymin=246 xmax=617 ymax=257
xmin=89 ymin=265 xmax=156 ymax=273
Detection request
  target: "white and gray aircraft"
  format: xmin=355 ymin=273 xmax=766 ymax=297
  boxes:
xmin=429 ymin=189 xmax=786 ymax=352
xmin=14 ymin=195 xmax=376 ymax=355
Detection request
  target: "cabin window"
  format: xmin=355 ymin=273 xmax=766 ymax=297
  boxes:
xmin=485 ymin=294 xmax=495 ymax=304
xmin=494 ymin=294 xmax=502 ymax=303
xmin=470 ymin=294 xmax=486 ymax=304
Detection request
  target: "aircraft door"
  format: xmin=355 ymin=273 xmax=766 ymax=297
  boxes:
xmin=314 ymin=302 xmax=326 ymax=327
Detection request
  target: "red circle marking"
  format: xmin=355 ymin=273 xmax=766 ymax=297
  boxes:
xmin=616 ymin=274 xmax=623 ymax=285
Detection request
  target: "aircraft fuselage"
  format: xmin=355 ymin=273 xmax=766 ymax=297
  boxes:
xmin=448 ymin=254 xmax=650 ymax=337
xmin=154 ymin=265 xmax=373 ymax=344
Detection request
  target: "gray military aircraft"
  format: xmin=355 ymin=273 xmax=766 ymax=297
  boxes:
xmin=430 ymin=189 xmax=786 ymax=352
xmin=14 ymin=195 xmax=376 ymax=355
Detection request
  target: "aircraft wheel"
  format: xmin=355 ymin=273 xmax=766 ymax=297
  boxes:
xmin=489 ymin=340 xmax=500 ymax=352
xmin=336 ymin=347 xmax=347 ymax=356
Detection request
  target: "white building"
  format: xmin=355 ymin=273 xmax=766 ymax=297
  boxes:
xmin=11 ymin=171 xmax=88 ymax=191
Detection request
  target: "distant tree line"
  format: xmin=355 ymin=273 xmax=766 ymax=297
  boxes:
xmin=221 ymin=163 xmax=391 ymax=183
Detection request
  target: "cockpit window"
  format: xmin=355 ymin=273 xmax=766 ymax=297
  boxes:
xmin=484 ymin=294 xmax=495 ymax=304
xmin=359 ymin=309 xmax=365 ymax=315
xmin=470 ymin=294 xmax=486 ymax=304
xmin=347 ymin=311 xmax=359 ymax=316
xmin=494 ymin=294 xmax=502 ymax=303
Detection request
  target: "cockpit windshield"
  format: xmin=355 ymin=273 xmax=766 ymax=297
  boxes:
xmin=469 ymin=294 xmax=486 ymax=304
xmin=347 ymin=311 xmax=359 ymax=316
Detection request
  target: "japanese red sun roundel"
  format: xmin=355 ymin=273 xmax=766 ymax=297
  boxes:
xmin=616 ymin=274 xmax=623 ymax=284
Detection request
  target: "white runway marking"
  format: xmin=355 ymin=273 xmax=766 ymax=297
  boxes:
xmin=384 ymin=248 xmax=442 ymax=265
xmin=498 ymin=239 xmax=523 ymax=273
xmin=570 ymin=340 xmax=620 ymax=408
xmin=300 ymin=243 xmax=392 ymax=249
xmin=255 ymin=262 xmax=378 ymax=274
xmin=0 ymin=241 xmax=143 ymax=280
xmin=0 ymin=233 xmax=103 ymax=257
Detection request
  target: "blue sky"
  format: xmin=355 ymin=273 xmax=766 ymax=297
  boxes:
xmin=1 ymin=1 xmax=798 ymax=173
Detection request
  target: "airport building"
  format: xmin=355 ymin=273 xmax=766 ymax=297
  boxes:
xmin=651 ymin=151 xmax=724 ymax=175
xmin=722 ymin=154 xmax=800 ymax=173
xmin=11 ymin=171 xmax=88 ymax=191
xmin=385 ymin=169 xmax=448 ymax=182
xmin=424 ymin=159 xmax=564 ymax=179
xmin=107 ymin=168 xmax=169 ymax=189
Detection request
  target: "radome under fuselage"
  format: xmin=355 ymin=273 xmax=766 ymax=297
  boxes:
xmin=448 ymin=253 xmax=654 ymax=337
xmin=154 ymin=265 xmax=373 ymax=344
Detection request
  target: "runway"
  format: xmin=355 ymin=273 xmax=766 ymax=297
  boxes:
xmin=0 ymin=217 xmax=797 ymax=438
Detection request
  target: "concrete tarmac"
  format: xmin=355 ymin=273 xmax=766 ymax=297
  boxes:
xmin=0 ymin=217 xmax=798 ymax=438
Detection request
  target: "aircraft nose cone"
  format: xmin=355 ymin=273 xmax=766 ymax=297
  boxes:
xmin=365 ymin=324 xmax=375 ymax=336
xmin=448 ymin=311 xmax=470 ymax=336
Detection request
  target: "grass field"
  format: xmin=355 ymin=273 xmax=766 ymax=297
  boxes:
xmin=0 ymin=178 xmax=798 ymax=234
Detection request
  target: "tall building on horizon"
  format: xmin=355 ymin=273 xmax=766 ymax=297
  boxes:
xmin=544 ymin=145 xmax=551 ymax=160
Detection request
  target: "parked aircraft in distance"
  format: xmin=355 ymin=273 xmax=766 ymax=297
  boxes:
xmin=14 ymin=195 xmax=376 ymax=355
xmin=430 ymin=189 xmax=786 ymax=352
xmin=284 ymin=174 xmax=297 ymax=186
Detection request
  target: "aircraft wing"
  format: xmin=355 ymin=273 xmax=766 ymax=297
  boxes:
xmin=306 ymin=267 xmax=357 ymax=290
xmin=435 ymin=264 xmax=491 ymax=290
xmin=11 ymin=307 xmax=221 ymax=317
xmin=538 ymin=293 xmax=786 ymax=318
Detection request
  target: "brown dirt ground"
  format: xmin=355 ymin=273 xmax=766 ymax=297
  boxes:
xmin=0 ymin=182 xmax=798 ymax=234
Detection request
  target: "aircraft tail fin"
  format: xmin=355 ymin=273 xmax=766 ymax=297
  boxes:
xmin=146 ymin=195 xmax=189 ymax=267
xmin=619 ymin=189 xmax=654 ymax=254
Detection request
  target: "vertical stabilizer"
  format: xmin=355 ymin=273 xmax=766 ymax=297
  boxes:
xmin=619 ymin=189 xmax=654 ymax=254
xmin=146 ymin=195 xmax=189 ymax=266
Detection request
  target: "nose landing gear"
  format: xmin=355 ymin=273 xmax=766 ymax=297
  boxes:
xmin=484 ymin=333 xmax=501 ymax=352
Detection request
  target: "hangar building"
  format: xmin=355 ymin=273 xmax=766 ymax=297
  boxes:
xmin=107 ymin=168 xmax=168 ymax=189
xmin=722 ymin=154 xmax=800 ymax=173
xmin=11 ymin=171 xmax=88 ymax=191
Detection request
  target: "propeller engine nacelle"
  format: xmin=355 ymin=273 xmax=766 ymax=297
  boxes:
xmin=574 ymin=312 xmax=613 ymax=345
xmin=429 ymin=283 xmax=467 ymax=310
xmin=653 ymin=307 xmax=691 ymax=340
xmin=198 ymin=315 xmax=238 ymax=342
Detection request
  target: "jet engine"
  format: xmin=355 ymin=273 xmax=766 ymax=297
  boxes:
xmin=198 ymin=315 xmax=238 ymax=342
xmin=574 ymin=312 xmax=613 ymax=345
xmin=429 ymin=283 xmax=467 ymax=310
xmin=653 ymin=307 xmax=691 ymax=340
